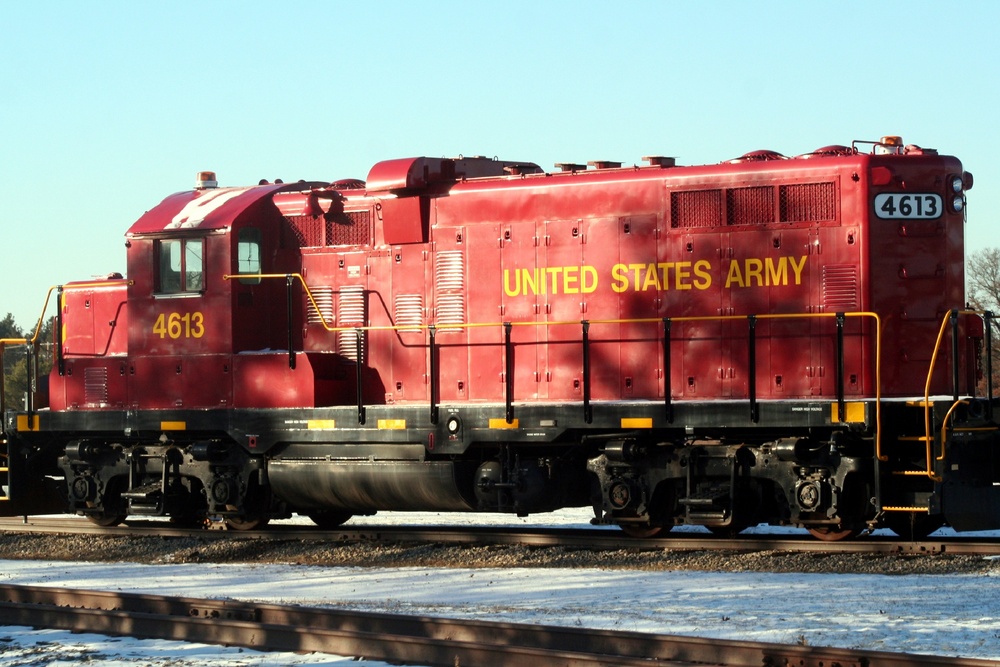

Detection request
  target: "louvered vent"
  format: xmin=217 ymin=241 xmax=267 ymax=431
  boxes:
xmin=84 ymin=366 xmax=108 ymax=405
xmin=435 ymin=250 xmax=465 ymax=333
xmin=671 ymin=190 xmax=722 ymax=228
xmin=727 ymin=186 xmax=775 ymax=225
xmin=394 ymin=294 xmax=424 ymax=334
xmin=336 ymin=285 xmax=366 ymax=362
xmin=306 ymin=287 xmax=335 ymax=326
xmin=780 ymin=182 xmax=836 ymax=222
xmin=822 ymin=265 xmax=858 ymax=311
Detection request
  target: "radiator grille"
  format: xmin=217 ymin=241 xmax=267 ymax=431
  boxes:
xmin=327 ymin=210 xmax=371 ymax=246
xmin=286 ymin=210 xmax=372 ymax=247
xmin=286 ymin=215 xmax=324 ymax=247
xmin=780 ymin=182 xmax=836 ymax=222
xmin=671 ymin=190 xmax=722 ymax=228
xmin=727 ymin=186 xmax=775 ymax=225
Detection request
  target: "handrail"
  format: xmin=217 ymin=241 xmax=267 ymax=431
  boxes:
xmin=0 ymin=280 xmax=132 ymax=411
xmin=226 ymin=273 xmax=883 ymax=443
xmin=919 ymin=309 xmax=991 ymax=480
xmin=937 ymin=399 xmax=969 ymax=467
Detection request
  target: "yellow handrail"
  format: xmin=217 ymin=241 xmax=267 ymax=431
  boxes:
xmin=0 ymin=280 xmax=132 ymax=409
xmin=920 ymin=309 xmax=987 ymax=480
xmin=938 ymin=399 xmax=969 ymax=466
xmin=226 ymin=273 xmax=883 ymax=450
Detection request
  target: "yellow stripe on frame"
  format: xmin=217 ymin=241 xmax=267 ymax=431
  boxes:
xmin=160 ymin=421 xmax=187 ymax=431
xmin=621 ymin=417 xmax=653 ymax=429
xmin=378 ymin=419 xmax=406 ymax=430
xmin=489 ymin=418 xmax=520 ymax=429
xmin=16 ymin=415 xmax=40 ymax=432
xmin=307 ymin=419 xmax=337 ymax=430
xmin=831 ymin=402 xmax=865 ymax=424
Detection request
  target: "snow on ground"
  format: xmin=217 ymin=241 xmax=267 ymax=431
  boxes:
xmin=0 ymin=509 xmax=999 ymax=665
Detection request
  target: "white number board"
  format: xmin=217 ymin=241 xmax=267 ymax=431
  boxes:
xmin=874 ymin=193 xmax=942 ymax=219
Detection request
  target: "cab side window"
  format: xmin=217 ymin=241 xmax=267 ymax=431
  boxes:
xmin=237 ymin=228 xmax=261 ymax=285
xmin=157 ymin=238 xmax=204 ymax=294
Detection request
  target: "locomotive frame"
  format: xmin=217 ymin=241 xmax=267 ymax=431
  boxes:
xmin=2 ymin=136 xmax=997 ymax=540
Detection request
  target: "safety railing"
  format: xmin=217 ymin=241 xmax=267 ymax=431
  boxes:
xmin=2 ymin=280 xmax=132 ymax=412
xmin=226 ymin=273 xmax=883 ymax=440
xmin=914 ymin=309 xmax=996 ymax=481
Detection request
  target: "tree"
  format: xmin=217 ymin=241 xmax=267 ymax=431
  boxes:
xmin=0 ymin=313 xmax=53 ymax=411
xmin=966 ymin=248 xmax=1000 ymax=395
xmin=1 ymin=312 xmax=26 ymax=410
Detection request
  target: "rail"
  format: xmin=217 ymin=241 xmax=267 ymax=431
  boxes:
xmin=226 ymin=273 xmax=883 ymax=444
xmin=1 ymin=583 xmax=995 ymax=667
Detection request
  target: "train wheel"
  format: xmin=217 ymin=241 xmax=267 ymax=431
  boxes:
xmin=807 ymin=526 xmax=860 ymax=541
xmin=86 ymin=512 xmax=126 ymax=527
xmin=618 ymin=523 xmax=668 ymax=538
xmin=224 ymin=515 xmax=270 ymax=531
xmin=307 ymin=510 xmax=353 ymax=529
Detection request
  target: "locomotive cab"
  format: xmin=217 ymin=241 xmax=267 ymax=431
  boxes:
xmin=120 ymin=178 xmax=365 ymax=410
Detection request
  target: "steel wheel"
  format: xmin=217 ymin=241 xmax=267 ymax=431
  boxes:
xmin=618 ymin=523 xmax=668 ymax=538
xmin=224 ymin=515 xmax=270 ymax=531
xmin=86 ymin=513 xmax=126 ymax=527
xmin=807 ymin=525 xmax=860 ymax=541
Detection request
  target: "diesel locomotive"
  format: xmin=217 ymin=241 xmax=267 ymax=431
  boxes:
xmin=2 ymin=135 xmax=996 ymax=540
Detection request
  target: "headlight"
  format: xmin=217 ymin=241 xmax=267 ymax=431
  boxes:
xmin=952 ymin=195 xmax=965 ymax=212
xmin=950 ymin=175 xmax=964 ymax=193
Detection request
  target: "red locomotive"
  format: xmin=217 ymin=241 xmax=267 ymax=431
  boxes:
xmin=2 ymin=135 xmax=995 ymax=539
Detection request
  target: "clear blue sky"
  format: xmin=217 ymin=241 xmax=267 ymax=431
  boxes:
xmin=3 ymin=1 xmax=998 ymax=329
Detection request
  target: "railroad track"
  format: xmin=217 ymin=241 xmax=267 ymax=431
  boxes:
xmin=0 ymin=583 xmax=995 ymax=667
xmin=2 ymin=516 xmax=999 ymax=557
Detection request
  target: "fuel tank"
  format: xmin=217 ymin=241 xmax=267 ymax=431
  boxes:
xmin=267 ymin=444 xmax=475 ymax=512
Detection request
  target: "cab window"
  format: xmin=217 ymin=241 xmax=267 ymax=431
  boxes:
xmin=157 ymin=238 xmax=203 ymax=294
xmin=237 ymin=228 xmax=261 ymax=285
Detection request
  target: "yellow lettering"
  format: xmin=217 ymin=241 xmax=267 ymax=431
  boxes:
xmin=766 ymin=257 xmax=788 ymax=286
xmin=611 ymin=264 xmax=628 ymax=293
xmin=745 ymin=258 xmax=763 ymax=287
xmin=789 ymin=255 xmax=807 ymax=285
xmin=581 ymin=266 xmax=598 ymax=293
xmin=693 ymin=260 xmax=712 ymax=289
xmin=152 ymin=311 xmax=206 ymax=339
xmin=522 ymin=268 xmax=539 ymax=295
xmin=545 ymin=266 xmax=562 ymax=294
xmin=658 ymin=262 xmax=673 ymax=289
xmin=503 ymin=269 xmax=520 ymax=297
xmin=563 ymin=266 xmax=579 ymax=294
xmin=153 ymin=313 xmax=166 ymax=338
xmin=725 ymin=261 xmax=744 ymax=288
xmin=674 ymin=261 xmax=692 ymax=290
xmin=641 ymin=264 xmax=661 ymax=291
xmin=628 ymin=263 xmax=645 ymax=289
